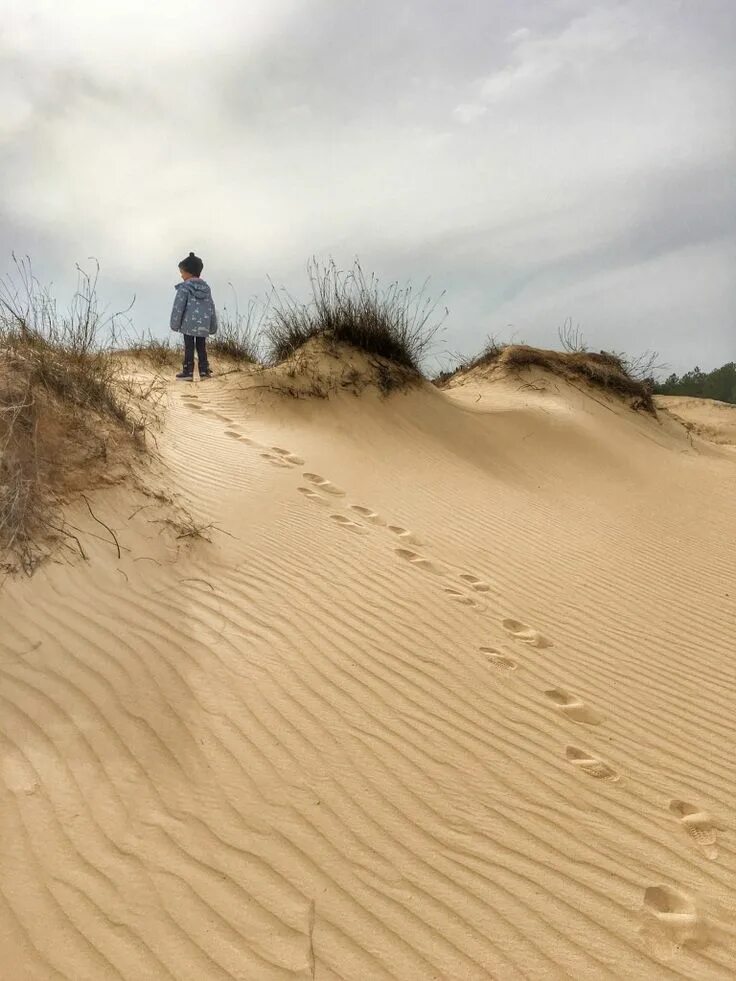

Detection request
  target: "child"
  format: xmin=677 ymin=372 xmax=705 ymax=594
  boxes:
xmin=170 ymin=251 xmax=218 ymax=379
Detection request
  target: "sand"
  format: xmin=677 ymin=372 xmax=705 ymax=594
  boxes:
xmin=1 ymin=356 xmax=734 ymax=979
xmin=656 ymin=395 xmax=736 ymax=448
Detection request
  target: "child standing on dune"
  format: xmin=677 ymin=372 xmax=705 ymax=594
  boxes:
xmin=170 ymin=251 xmax=218 ymax=380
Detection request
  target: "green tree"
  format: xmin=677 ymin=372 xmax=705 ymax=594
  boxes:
xmin=654 ymin=362 xmax=736 ymax=403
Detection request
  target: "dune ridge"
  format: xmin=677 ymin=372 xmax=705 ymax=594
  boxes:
xmin=1 ymin=361 xmax=734 ymax=979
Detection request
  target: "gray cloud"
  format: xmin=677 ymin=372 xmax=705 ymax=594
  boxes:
xmin=1 ymin=0 xmax=734 ymax=374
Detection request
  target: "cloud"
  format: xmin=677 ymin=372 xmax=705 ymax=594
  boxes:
xmin=453 ymin=103 xmax=487 ymax=125
xmin=1 ymin=0 xmax=734 ymax=372
xmin=479 ymin=6 xmax=639 ymax=105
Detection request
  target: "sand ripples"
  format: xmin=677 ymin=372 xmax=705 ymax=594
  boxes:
xmin=1 ymin=382 xmax=734 ymax=979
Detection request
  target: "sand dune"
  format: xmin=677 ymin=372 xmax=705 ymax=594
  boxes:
xmin=1 ymin=356 xmax=734 ymax=979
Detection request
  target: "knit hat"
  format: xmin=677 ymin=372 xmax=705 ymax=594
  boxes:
xmin=179 ymin=251 xmax=204 ymax=276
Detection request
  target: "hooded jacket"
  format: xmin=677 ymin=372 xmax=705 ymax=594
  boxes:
xmin=170 ymin=278 xmax=218 ymax=337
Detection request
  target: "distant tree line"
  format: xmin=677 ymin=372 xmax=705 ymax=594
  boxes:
xmin=654 ymin=362 xmax=736 ymax=404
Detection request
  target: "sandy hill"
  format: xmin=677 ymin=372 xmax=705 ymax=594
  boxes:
xmin=1 ymin=349 xmax=734 ymax=980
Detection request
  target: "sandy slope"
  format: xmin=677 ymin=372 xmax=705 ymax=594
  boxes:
xmin=656 ymin=396 xmax=736 ymax=448
xmin=1 ymin=359 xmax=734 ymax=980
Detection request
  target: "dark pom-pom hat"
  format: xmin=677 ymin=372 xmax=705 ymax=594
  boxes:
xmin=179 ymin=251 xmax=203 ymax=276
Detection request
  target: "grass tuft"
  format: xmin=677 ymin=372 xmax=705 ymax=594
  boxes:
xmin=210 ymin=292 xmax=262 ymax=363
xmin=126 ymin=332 xmax=180 ymax=369
xmin=264 ymin=259 xmax=445 ymax=380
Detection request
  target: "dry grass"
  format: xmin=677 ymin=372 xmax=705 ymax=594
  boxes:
xmin=264 ymin=260 xmax=445 ymax=384
xmin=124 ymin=295 xmax=263 ymax=372
xmin=0 ymin=256 xmax=153 ymax=573
xmin=160 ymin=515 xmax=217 ymax=542
xmin=503 ymin=346 xmax=655 ymax=411
xmin=210 ymin=293 xmax=262 ymax=364
xmin=125 ymin=333 xmax=180 ymax=369
xmin=432 ymin=335 xmax=509 ymax=386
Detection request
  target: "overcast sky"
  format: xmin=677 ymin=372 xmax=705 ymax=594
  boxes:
xmin=2 ymin=0 xmax=734 ymax=373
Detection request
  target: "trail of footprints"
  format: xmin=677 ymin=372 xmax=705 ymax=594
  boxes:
xmin=183 ymin=389 xmax=722 ymax=958
xmin=295 ymin=455 xmax=724 ymax=959
xmin=183 ymin=390 xmax=496 ymax=604
xmin=182 ymin=393 xmax=305 ymax=467
xmin=299 ymin=471 xmax=494 ymax=605
xmin=496 ymin=607 xmax=721 ymax=958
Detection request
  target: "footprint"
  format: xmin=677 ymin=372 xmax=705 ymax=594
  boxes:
xmin=644 ymin=885 xmax=695 ymax=919
xmin=395 ymin=548 xmax=445 ymax=575
xmin=263 ymin=450 xmax=304 ymax=466
xmin=565 ymin=746 xmax=619 ymax=782
xmin=330 ymin=514 xmax=368 ymax=535
xmin=297 ymin=487 xmax=331 ymax=507
xmin=388 ymin=525 xmax=423 ymax=545
xmin=669 ymin=801 xmax=719 ymax=859
xmin=261 ymin=452 xmax=292 ymax=468
xmin=213 ymin=413 xmax=233 ymax=423
xmin=479 ymin=647 xmax=518 ymax=671
xmin=223 ymin=432 xmax=260 ymax=446
xmin=641 ymin=885 xmax=706 ymax=958
xmin=303 ymin=473 xmax=346 ymax=497
xmin=351 ymin=506 xmax=386 ymax=526
xmin=188 ymin=402 xmax=204 ymax=410
xmin=270 ymin=447 xmax=305 ymax=463
xmin=444 ymin=587 xmax=478 ymax=607
xmin=460 ymin=574 xmax=491 ymax=592
xmin=544 ymin=689 xmax=604 ymax=725
xmin=502 ymin=618 xmax=551 ymax=648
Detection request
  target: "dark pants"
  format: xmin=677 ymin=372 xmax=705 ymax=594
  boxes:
xmin=183 ymin=334 xmax=209 ymax=374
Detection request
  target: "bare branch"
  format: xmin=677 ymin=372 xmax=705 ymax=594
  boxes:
xmin=81 ymin=495 xmax=121 ymax=559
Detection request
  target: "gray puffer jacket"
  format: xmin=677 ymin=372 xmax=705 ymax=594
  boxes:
xmin=170 ymin=278 xmax=218 ymax=337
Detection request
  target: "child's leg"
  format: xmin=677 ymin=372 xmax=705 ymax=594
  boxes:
xmin=195 ymin=336 xmax=210 ymax=374
xmin=182 ymin=335 xmax=195 ymax=373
